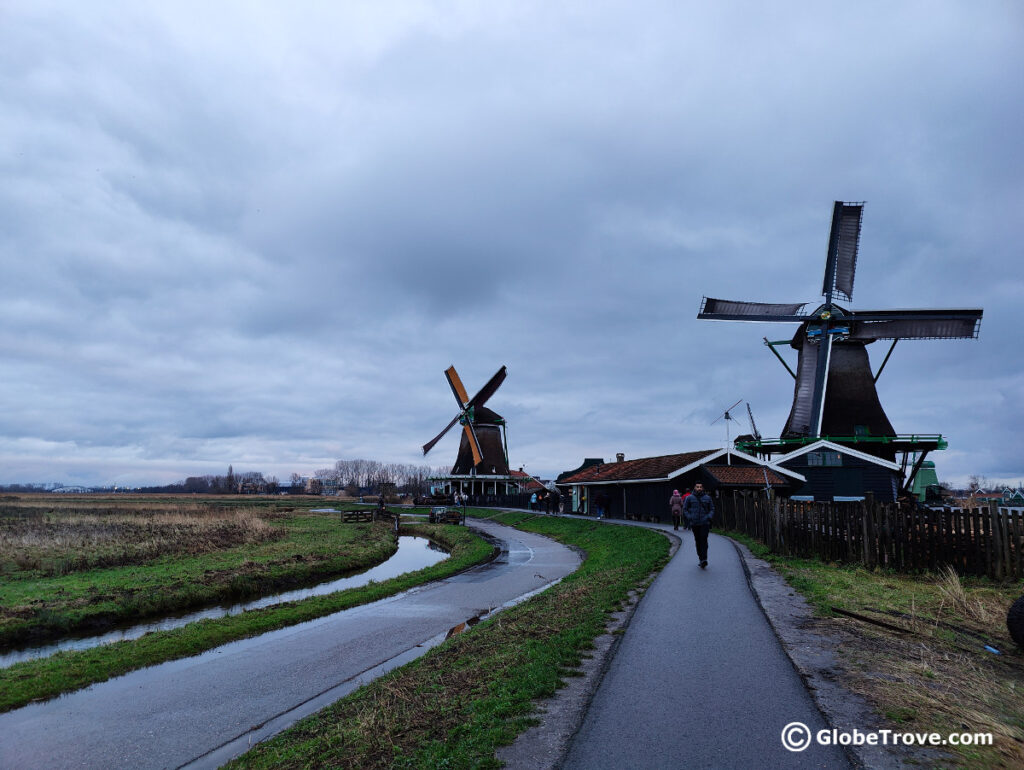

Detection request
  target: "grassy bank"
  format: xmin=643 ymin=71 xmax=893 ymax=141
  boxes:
xmin=722 ymin=530 xmax=1024 ymax=768
xmin=0 ymin=522 xmax=492 ymax=713
xmin=227 ymin=510 xmax=671 ymax=770
xmin=0 ymin=503 xmax=402 ymax=647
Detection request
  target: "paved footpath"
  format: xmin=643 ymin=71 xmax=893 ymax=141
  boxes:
xmin=561 ymin=521 xmax=850 ymax=769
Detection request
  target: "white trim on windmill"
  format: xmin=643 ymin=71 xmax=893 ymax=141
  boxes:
xmin=776 ymin=439 xmax=901 ymax=471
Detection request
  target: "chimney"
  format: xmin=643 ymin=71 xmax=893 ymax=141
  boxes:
xmin=616 ymin=453 xmax=625 ymax=463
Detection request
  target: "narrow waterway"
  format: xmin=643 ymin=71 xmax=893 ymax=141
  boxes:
xmin=0 ymin=535 xmax=447 ymax=669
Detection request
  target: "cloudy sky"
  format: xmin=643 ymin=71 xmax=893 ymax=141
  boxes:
xmin=1 ymin=1 xmax=1021 ymax=488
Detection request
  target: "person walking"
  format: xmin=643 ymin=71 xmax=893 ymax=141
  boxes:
xmin=530 ymin=492 xmax=537 ymax=511
xmin=682 ymin=482 xmax=714 ymax=568
xmin=669 ymin=489 xmax=684 ymax=530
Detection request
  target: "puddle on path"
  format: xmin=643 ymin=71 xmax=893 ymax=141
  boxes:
xmin=0 ymin=536 xmax=447 ymax=669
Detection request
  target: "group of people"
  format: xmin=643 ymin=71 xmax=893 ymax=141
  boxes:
xmin=529 ymin=490 xmax=562 ymax=514
xmin=669 ymin=484 xmax=714 ymax=569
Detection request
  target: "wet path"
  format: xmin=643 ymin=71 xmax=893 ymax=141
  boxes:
xmin=560 ymin=520 xmax=849 ymax=769
xmin=0 ymin=519 xmax=581 ymax=770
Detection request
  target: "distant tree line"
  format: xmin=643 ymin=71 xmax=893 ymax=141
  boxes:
xmin=311 ymin=460 xmax=448 ymax=497
xmin=133 ymin=466 xmax=280 ymax=495
xmin=123 ymin=460 xmax=449 ymax=496
xmin=0 ymin=483 xmax=54 ymax=493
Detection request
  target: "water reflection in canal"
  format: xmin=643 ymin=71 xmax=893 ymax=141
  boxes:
xmin=0 ymin=536 xmax=447 ymax=669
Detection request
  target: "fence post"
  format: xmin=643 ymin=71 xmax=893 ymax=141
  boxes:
xmin=773 ymin=497 xmax=783 ymax=554
xmin=990 ymin=502 xmax=1004 ymax=581
xmin=1000 ymin=504 xmax=1013 ymax=581
xmin=863 ymin=493 xmax=875 ymax=569
xmin=1014 ymin=506 xmax=1024 ymax=580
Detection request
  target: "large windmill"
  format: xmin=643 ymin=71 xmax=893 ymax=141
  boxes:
xmin=422 ymin=365 xmax=510 ymax=477
xmin=697 ymin=201 xmax=982 ymax=468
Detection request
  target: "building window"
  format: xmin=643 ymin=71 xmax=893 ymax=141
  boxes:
xmin=808 ymin=451 xmax=842 ymax=467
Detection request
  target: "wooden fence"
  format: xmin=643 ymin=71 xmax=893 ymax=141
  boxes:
xmin=717 ymin=491 xmax=1024 ymax=580
xmin=341 ymin=508 xmax=399 ymax=524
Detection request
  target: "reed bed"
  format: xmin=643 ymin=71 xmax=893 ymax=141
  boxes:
xmin=0 ymin=502 xmax=281 ymax=576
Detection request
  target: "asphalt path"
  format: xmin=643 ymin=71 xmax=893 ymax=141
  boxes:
xmin=0 ymin=519 xmax=581 ymax=770
xmin=561 ymin=521 xmax=850 ymax=769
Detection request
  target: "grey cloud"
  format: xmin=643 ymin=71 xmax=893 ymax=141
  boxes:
xmin=0 ymin=1 xmax=1021 ymax=487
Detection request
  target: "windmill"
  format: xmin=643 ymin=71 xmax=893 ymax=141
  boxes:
xmin=698 ymin=201 xmax=982 ymax=463
xmin=422 ymin=365 xmax=510 ymax=476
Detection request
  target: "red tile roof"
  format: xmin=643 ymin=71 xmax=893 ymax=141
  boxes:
xmin=559 ymin=450 xmax=720 ymax=484
xmin=510 ymin=470 xmax=546 ymax=491
xmin=704 ymin=465 xmax=788 ymax=487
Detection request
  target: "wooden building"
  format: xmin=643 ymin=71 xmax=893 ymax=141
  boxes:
xmin=557 ymin=449 xmax=800 ymax=522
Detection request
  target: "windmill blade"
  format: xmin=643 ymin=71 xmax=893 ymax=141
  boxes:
xmin=808 ymin=332 xmax=834 ymax=437
xmin=847 ymin=308 xmax=983 ymax=340
xmin=698 ymin=297 xmax=808 ymax=322
xmin=786 ymin=337 xmax=821 ymax=436
xmin=462 ymin=421 xmax=484 ymax=467
xmin=445 ymin=365 xmax=470 ymax=407
xmin=821 ymin=201 xmax=863 ymax=302
xmin=422 ymin=413 xmax=462 ymax=456
xmin=468 ymin=365 xmax=508 ymax=408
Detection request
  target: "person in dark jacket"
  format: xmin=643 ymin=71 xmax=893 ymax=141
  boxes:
xmin=682 ymin=482 xmax=714 ymax=568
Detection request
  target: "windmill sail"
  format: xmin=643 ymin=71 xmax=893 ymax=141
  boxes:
xmin=699 ymin=297 xmax=808 ymax=322
xmin=422 ymin=413 xmax=461 ymax=455
xmin=821 ymin=202 xmax=863 ymax=302
xmin=847 ymin=309 xmax=983 ymax=340
xmin=784 ymin=338 xmax=820 ymax=436
xmin=445 ymin=366 xmax=470 ymax=406
xmin=468 ymin=365 xmax=508 ymax=409
xmin=808 ymin=332 xmax=834 ymax=436
xmin=462 ymin=421 xmax=483 ymax=466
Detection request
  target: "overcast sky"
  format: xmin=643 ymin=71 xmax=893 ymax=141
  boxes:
xmin=1 ymin=1 xmax=1021 ymax=488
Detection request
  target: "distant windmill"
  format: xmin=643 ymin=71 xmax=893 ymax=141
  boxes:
xmin=698 ymin=201 xmax=983 ymax=455
xmin=422 ymin=365 xmax=510 ymax=475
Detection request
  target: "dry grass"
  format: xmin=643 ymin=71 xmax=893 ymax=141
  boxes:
xmin=834 ymin=618 xmax=1024 ymax=768
xmin=935 ymin=565 xmax=999 ymax=627
xmin=769 ymin=552 xmax=1024 ymax=768
xmin=0 ymin=501 xmax=281 ymax=575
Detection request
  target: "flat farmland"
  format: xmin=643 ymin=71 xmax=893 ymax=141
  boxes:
xmin=0 ymin=495 xmax=398 ymax=647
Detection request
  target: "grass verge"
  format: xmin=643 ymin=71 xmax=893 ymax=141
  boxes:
xmin=0 ymin=523 xmax=492 ymax=713
xmin=720 ymin=529 xmax=1024 ymax=768
xmin=226 ymin=510 xmax=670 ymax=770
